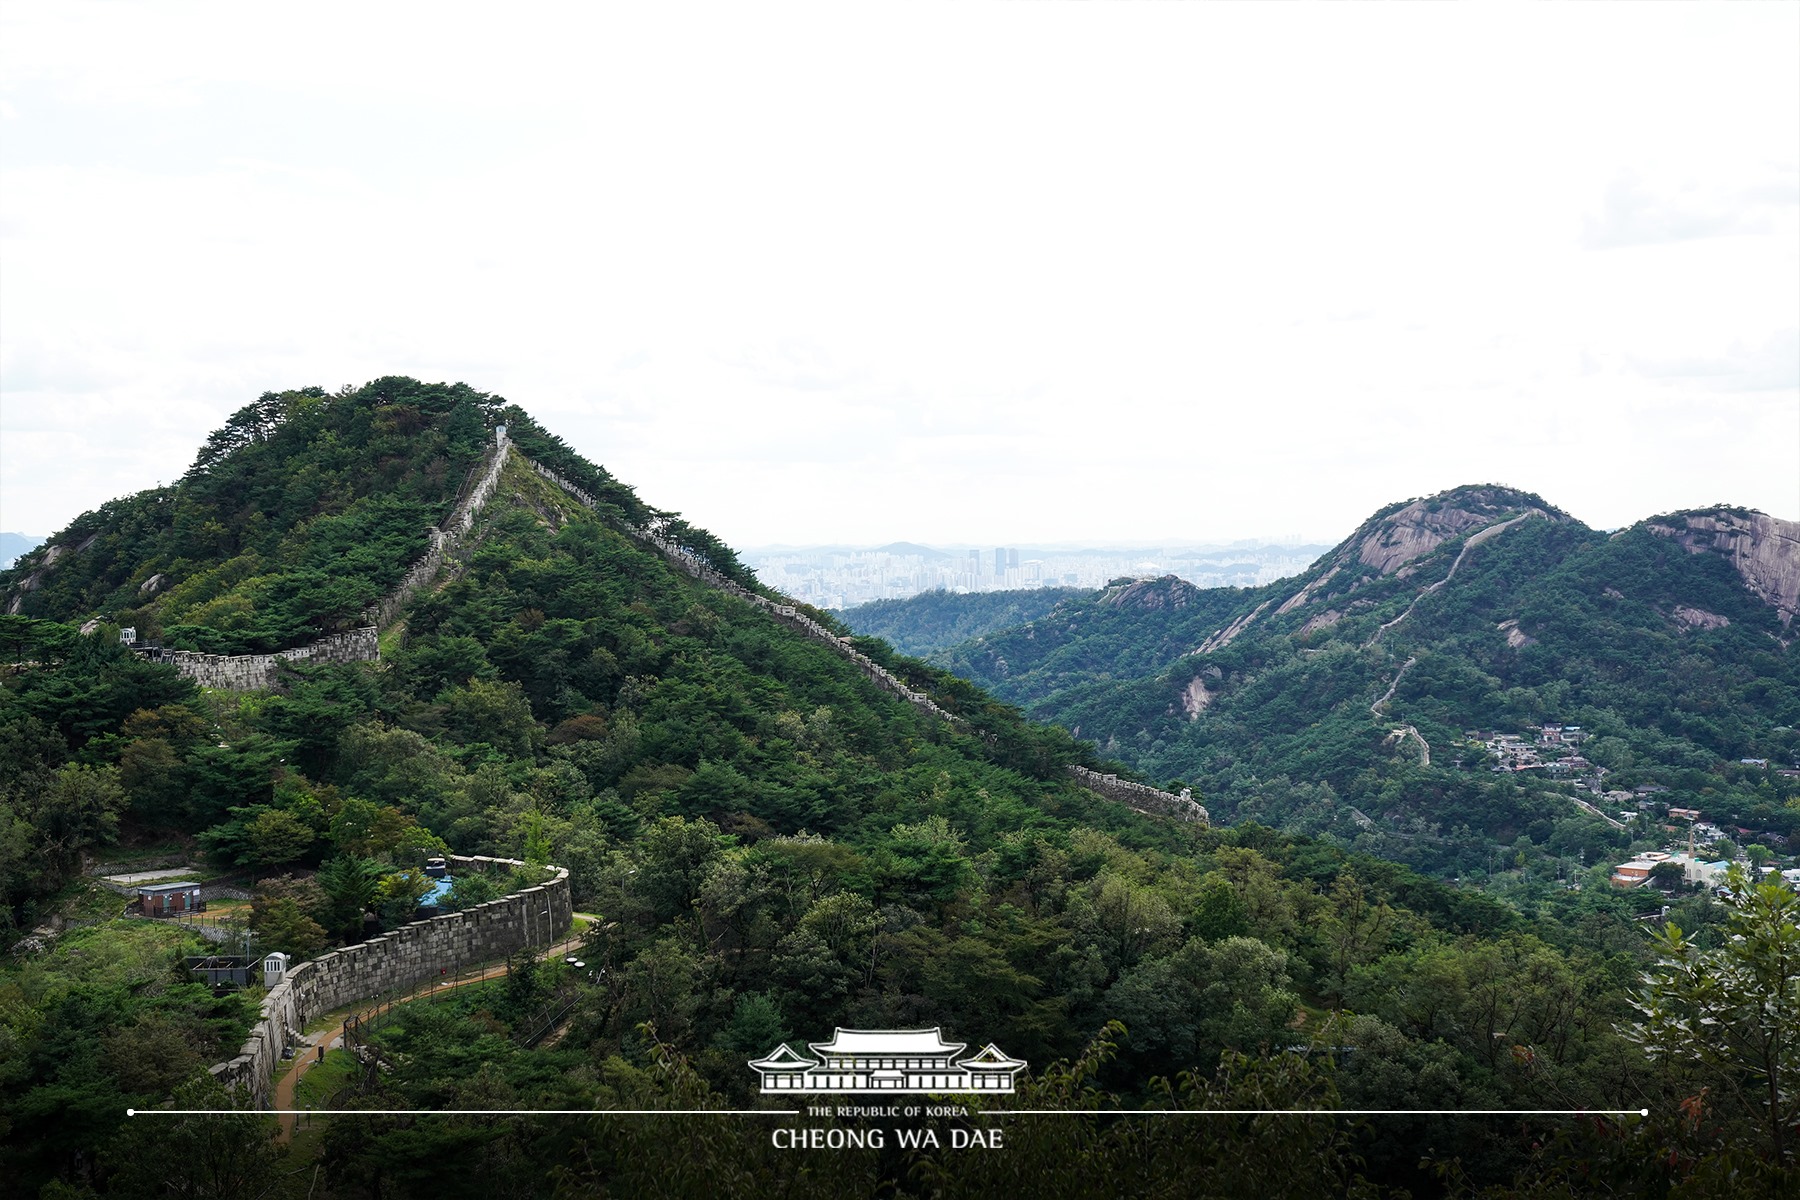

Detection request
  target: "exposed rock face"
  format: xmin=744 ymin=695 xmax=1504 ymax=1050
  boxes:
xmin=6 ymin=533 xmax=99 ymax=609
xmin=1672 ymin=605 xmax=1730 ymax=631
xmin=1356 ymin=502 xmax=1496 ymax=574
xmin=1099 ymin=575 xmax=1203 ymax=611
xmin=1647 ymin=510 xmax=1800 ymax=626
xmin=1275 ymin=565 xmax=1340 ymax=614
xmin=1352 ymin=489 xmax=1557 ymax=576
xmin=1496 ymin=618 xmax=1536 ymax=648
xmin=139 ymin=573 xmax=166 ymax=595
xmin=1298 ymin=609 xmax=1343 ymax=637
xmin=1194 ymin=599 xmax=1273 ymax=655
xmin=1180 ymin=675 xmax=1212 ymax=719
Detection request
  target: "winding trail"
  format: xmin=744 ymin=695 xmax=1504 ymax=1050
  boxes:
xmin=1362 ymin=514 xmax=1535 ymax=650
xmin=1359 ymin=515 xmax=1537 ymax=769
xmin=1372 ymin=658 xmax=1429 ymax=765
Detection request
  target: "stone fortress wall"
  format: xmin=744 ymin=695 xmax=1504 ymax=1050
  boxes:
xmin=527 ymin=461 xmax=961 ymax=726
xmin=363 ymin=426 xmax=512 ymax=630
xmin=209 ymin=854 xmax=572 ymax=1108
xmin=145 ymin=427 xmax=1199 ymax=823
xmin=155 ymin=628 xmax=380 ymax=691
xmin=526 ymin=461 xmax=1204 ymax=827
xmin=1065 ymin=766 xmax=1210 ymax=824
xmin=161 ymin=430 xmax=513 ymax=690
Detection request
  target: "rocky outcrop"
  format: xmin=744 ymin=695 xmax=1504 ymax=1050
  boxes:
xmin=1297 ymin=609 xmax=1343 ymax=637
xmin=1275 ymin=566 xmax=1340 ymax=615
xmin=1180 ymin=675 xmax=1212 ymax=719
xmin=1098 ymin=575 xmax=1204 ymax=611
xmin=5 ymin=534 xmax=98 ymax=611
xmin=1672 ymin=606 xmax=1731 ymax=631
xmin=1496 ymin=619 xmax=1535 ymax=648
xmin=1355 ymin=502 xmax=1496 ymax=574
xmin=1352 ymin=489 xmax=1558 ymax=576
xmin=1647 ymin=510 xmax=1800 ymax=626
xmin=1194 ymin=600 xmax=1273 ymax=655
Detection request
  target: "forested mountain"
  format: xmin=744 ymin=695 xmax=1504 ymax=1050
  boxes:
xmin=3 ymin=395 xmax=1796 ymax=1197
xmin=907 ymin=486 xmax=1800 ymax=880
xmin=832 ymin=586 xmax=1091 ymax=656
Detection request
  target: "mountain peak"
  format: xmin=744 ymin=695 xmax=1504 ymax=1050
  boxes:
xmin=1344 ymin=484 xmax=1573 ymax=576
xmin=1097 ymin=574 xmax=1205 ymax=611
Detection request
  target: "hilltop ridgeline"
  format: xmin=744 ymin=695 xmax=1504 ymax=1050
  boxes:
xmin=1 ymin=379 xmax=1199 ymax=827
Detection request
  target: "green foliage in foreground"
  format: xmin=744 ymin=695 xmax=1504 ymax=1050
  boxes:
xmin=0 ymin=922 xmax=261 ymax=1188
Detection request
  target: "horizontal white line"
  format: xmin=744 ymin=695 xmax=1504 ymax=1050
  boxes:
xmin=130 ymin=1115 xmax=799 ymax=1122
xmin=130 ymin=1107 xmax=1646 ymax=1118
xmin=986 ymin=1115 xmax=1648 ymax=1122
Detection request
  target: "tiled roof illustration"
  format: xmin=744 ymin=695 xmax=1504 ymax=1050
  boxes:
xmin=808 ymin=1028 xmax=966 ymax=1057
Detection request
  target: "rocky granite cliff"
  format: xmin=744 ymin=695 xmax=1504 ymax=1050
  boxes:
xmin=1647 ymin=507 xmax=1800 ymax=627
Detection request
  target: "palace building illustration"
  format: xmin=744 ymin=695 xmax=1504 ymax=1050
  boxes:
xmin=749 ymin=1027 xmax=1028 ymax=1093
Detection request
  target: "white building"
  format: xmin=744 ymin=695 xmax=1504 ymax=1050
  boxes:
xmin=750 ymin=1027 xmax=1027 ymax=1094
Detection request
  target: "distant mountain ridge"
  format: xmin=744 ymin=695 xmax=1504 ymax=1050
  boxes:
xmin=0 ymin=533 xmax=44 ymax=571
xmin=863 ymin=484 xmax=1800 ymax=875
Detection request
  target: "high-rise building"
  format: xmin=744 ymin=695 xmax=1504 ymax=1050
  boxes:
xmin=993 ymin=548 xmax=1007 ymax=575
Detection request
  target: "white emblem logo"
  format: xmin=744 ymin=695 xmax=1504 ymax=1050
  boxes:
xmin=749 ymin=1027 xmax=1027 ymax=1094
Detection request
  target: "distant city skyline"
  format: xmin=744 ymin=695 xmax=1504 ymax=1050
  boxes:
xmin=743 ymin=539 xmax=1332 ymax=611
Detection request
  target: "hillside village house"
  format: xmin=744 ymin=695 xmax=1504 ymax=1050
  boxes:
xmin=751 ymin=1028 xmax=1027 ymax=1093
xmin=1610 ymin=851 xmax=1730 ymax=890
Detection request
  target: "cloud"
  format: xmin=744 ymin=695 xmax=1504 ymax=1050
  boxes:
xmin=1626 ymin=329 xmax=1800 ymax=393
xmin=1582 ymin=169 xmax=1791 ymax=249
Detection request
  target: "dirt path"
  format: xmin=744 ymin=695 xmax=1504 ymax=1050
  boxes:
xmin=273 ymin=917 xmax=594 ymax=1140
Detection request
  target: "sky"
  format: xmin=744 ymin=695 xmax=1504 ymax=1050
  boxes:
xmin=2 ymin=3 xmax=1796 ymax=552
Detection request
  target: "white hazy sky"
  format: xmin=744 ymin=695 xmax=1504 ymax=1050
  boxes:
xmin=2 ymin=3 xmax=1796 ymax=551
